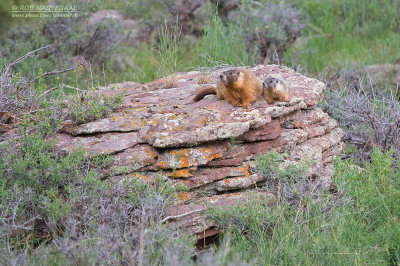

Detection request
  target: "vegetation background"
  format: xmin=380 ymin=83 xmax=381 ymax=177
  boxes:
xmin=0 ymin=0 xmax=399 ymax=265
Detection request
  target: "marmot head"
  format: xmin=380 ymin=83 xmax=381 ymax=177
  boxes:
xmin=220 ymin=69 xmax=243 ymax=86
xmin=263 ymin=77 xmax=280 ymax=89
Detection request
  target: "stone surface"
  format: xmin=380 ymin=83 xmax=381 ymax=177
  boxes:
xmin=54 ymin=64 xmax=344 ymax=239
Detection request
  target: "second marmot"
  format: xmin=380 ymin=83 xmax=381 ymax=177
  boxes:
xmin=262 ymin=77 xmax=289 ymax=104
xmin=193 ymin=69 xmax=262 ymax=107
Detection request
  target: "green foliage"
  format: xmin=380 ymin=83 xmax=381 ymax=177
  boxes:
xmin=0 ymin=115 xmax=193 ymax=264
xmin=285 ymin=0 xmax=400 ymax=72
xmin=208 ymin=149 xmax=400 ymax=265
xmin=255 ymin=151 xmax=307 ymax=181
xmin=0 ymin=123 xmax=112 ymax=245
xmin=67 ymin=87 xmax=124 ymax=124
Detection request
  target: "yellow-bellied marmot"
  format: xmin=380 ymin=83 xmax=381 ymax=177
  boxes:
xmin=193 ymin=69 xmax=262 ymax=107
xmin=262 ymin=77 xmax=289 ymax=104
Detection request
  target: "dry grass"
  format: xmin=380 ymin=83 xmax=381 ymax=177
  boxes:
xmin=197 ymin=72 xmax=212 ymax=84
xmin=163 ymin=74 xmax=178 ymax=89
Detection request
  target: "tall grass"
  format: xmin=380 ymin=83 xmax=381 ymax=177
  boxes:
xmin=285 ymin=0 xmax=400 ymax=72
xmin=195 ymin=10 xmax=257 ymax=67
xmin=207 ymin=149 xmax=400 ymax=265
xmin=157 ymin=19 xmax=181 ymax=87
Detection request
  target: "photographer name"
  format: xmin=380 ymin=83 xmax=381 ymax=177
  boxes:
xmin=12 ymin=5 xmax=77 ymax=12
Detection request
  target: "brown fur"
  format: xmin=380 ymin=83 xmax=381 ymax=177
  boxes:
xmin=262 ymin=77 xmax=289 ymax=104
xmin=193 ymin=86 xmax=217 ymax=102
xmin=193 ymin=69 xmax=262 ymax=107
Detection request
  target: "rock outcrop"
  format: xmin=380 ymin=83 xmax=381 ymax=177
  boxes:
xmin=56 ymin=65 xmax=344 ymax=239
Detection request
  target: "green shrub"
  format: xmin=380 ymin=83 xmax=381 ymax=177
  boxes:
xmin=66 ymin=87 xmax=124 ymax=124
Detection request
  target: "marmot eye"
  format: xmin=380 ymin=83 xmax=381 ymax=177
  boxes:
xmin=220 ymin=75 xmax=223 ymax=79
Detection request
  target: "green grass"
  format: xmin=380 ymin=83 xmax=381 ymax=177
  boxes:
xmin=194 ymin=10 xmax=257 ymax=67
xmin=284 ymin=0 xmax=400 ymax=72
xmin=207 ymin=149 xmax=400 ymax=265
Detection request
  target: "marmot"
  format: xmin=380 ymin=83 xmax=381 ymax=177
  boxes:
xmin=262 ymin=77 xmax=289 ymax=104
xmin=193 ymin=69 xmax=262 ymax=107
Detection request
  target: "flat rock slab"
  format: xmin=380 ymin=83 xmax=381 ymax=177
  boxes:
xmin=54 ymin=64 xmax=344 ymax=239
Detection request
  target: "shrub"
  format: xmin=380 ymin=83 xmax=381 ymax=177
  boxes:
xmin=227 ymin=0 xmax=304 ymax=64
xmin=0 ymin=44 xmax=75 ymax=132
xmin=322 ymin=75 xmax=400 ymax=163
xmin=66 ymin=87 xmax=124 ymax=124
xmin=255 ymin=151 xmax=309 ymax=203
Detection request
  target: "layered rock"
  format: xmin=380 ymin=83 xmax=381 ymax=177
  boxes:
xmin=56 ymin=64 xmax=344 ymax=238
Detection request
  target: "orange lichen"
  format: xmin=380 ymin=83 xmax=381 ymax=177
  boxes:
xmin=241 ymin=167 xmax=250 ymax=177
xmin=169 ymin=169 xmax=191 ymax=178
xmin=179 ymin=150 xmax=190 ymax=168
xmin=177 ymin=192 xmax=191 ymax=202
xmin=231 ymin=167 xmax=250 ymax=177
xmin=140 ymin=175 xmax=149 ymax=181
xmin=171 ymin=149 xmax=190 ymax=168
xmin=144 ymin=148 xmax=157 ymax=158
xmin=294 ymin=122 xmax=301 ymax=127
xmin=157 ymin=161 xmax=168 ymax=169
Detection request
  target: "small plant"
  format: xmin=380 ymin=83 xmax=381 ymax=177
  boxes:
xmin=197 ymin=70 xmax=212 ymax=84
xmin=67 ymin=88 xmax=124 ymax=124
xmin=255 ymin=151 xmax=307 ymax=181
